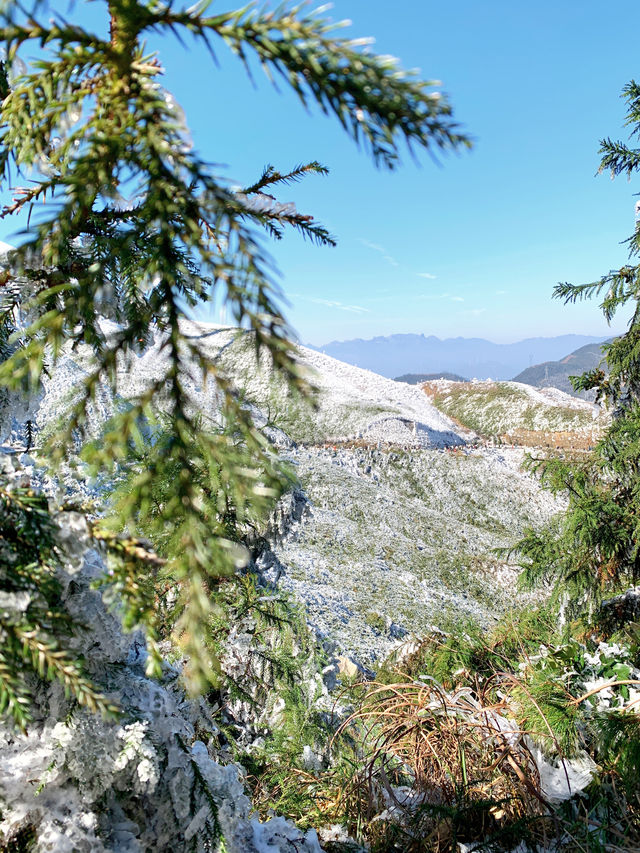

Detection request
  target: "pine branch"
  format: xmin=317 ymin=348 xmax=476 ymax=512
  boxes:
xmin=0 ymin=483 xmax=120 ymax=728
xmin=14 ymin=626 xmax=119 ymax=717
xmin=142 ymin=2 xmax=471 ymax=168
xmin=242 ymin=161 xmax=329 ymax=194
xmin=0 ymin=0 xmax=469 ymax=703
xmin=598 ymin=138 xmax=640 ymax=178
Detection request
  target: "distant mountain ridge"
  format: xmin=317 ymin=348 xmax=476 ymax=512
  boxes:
xmin=312 ymin=333 xmax=609 ymax=381
xmin=512 ymin=340 xmax=610 ymax=398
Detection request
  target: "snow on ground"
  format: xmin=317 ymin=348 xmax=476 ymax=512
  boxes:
xmin=535 ymin=384 xmax=601 ymax=412
xmin=25 ymin=322 xmax=566 ymax=666
xmin=266 ymin=442 xmax=562 ymax=665
xmin=33 ymin=322 xmax=466 ymax=450
xmin=295 ymin=345 xmax=467 ymax=446
xmin=500 ymin=379 xmax=600 ymax=414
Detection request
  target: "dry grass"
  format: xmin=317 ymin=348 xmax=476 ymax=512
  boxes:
xmin=339 ymin=678 xmax=547 ymax=852
xmin=422 ymin=380 xmax=604 ymax=449
xmin=499 ymin=428 xmax=599 ymax=451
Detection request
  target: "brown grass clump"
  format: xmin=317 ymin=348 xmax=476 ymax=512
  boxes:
xmin=339 ymin=678 xmax=547 ymax=852
xmin=499 ymin=428 xmax=600 ymax=451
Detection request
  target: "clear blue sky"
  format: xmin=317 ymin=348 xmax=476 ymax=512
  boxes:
xmin=3 ymin=1 xmax=640 ymax=345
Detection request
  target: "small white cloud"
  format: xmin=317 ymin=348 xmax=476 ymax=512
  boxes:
xmin=462 ymin=307 xmax=487 ymax=316
xmin=418 ymin=272 xmax=437 ymax=279
xmin=359 ymin=239 xmax=386 ymax=253
xmin=495 ymin=289 xmax=507 ymax=295
xmin=417 ymin=292 xmax=463 ymax=303
xmin=359 ymin=238 xmax=399 ymax=267
xmin=307 ymin=296 xmax=370 ymax=314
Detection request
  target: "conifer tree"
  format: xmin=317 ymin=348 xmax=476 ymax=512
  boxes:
xmin=516 ymin=81 xmax=640 ymax=613
xmin=0 ymin=0 xmax=470 ymax=712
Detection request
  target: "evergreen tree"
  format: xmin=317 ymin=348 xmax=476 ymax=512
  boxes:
xmin=0 ymin=0 xmax=470 ymax=711
xmin=516 ymin=80 xmax=640 ymax=613
xmin=491 ymin=97 xmax=640 ymax=829
xmin=0 ymin=478 xmax=119 ymax=729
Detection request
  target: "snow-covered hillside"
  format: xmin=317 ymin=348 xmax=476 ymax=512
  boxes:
xmin=183 ymin=324 xmax=467 ymax=448
xmin=18 ymin=322 xmax=566 ymax=665
xmin=31 ymin=322 xmax=466 ymax=450
xmin=267 ymin=442 xmax=560 ymax=663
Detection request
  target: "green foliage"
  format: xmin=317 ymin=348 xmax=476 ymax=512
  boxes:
xmin=515 ymin=449 xmax=637 ymax=612
xmin=241 ymin=655 xmax=365 ymax=840
xmin=101 ymin=410 xmax=336 ymax=793
xmin=0 ymin=0 xmax=469 ymax=700
xmin=191 ymin=570 xmax=353 ymax=841
xmin=381 ymin=606 xmax=586 ymax=756
xmin=399 ymin=605 xmax=558 ymax=689
xmin=364 ymin=610 xmax=386 ymax=634
xmin=175 ymin=732 xmax=227 ymax=853
xmin=210 ymin=571 xmax=316 ymax=707
xmin=0 ymin=481 xmax=117 ymax=728
xmin=554 ymin=83 xmax=640 ymax=408
xmin=512 ymin=85 xmax=640 ymax=611
xmin=99 ymin=412 xmax=292 ymax=560
xmin=509 ymin=655 xmax=580 ymax=756
xmin=598 ymin=712 xmax=640 ymax=799
xmin=93 ymin=408 xmax=348 ymax=838
xmin=92 ymin=412 xmax=294 ymax=685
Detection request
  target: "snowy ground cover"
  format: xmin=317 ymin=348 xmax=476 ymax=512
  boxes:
xmin=265 ymin=443 xmax=562 ymax=665
xmin=214 ymin=328 xmax=467 ymax=447
xmin=25 ymin=322 xmax=564 ymax=667
xmin=30 ymin=322 xmax=465 ymax=450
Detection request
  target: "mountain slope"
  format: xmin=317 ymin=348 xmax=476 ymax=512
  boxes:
xmin=268 ymin=442 xmax=561 ymax=663
xmin=214 ymin=328 xmax=467 ymax=447
xmin=512 ymin=340 xmax=610 ymax=397
xmin=29 ymin=322 xmax=565 ymax=664
xmin=424 ymin=379 xmax=606 ymax=441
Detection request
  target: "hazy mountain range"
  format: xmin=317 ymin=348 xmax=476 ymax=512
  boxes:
xmin=312 ymin=333 xmax=609 ymax=381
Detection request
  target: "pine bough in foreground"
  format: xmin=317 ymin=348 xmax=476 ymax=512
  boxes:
xmin=0 ymin=0 xmax=469 ymax=692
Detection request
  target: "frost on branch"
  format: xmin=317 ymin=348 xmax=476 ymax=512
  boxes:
xmin=0 ymin=469 xmax=322 ymax=853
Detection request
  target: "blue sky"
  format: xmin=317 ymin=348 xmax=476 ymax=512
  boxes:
xmin=3 ymin=1 xmax=640 ymax=345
